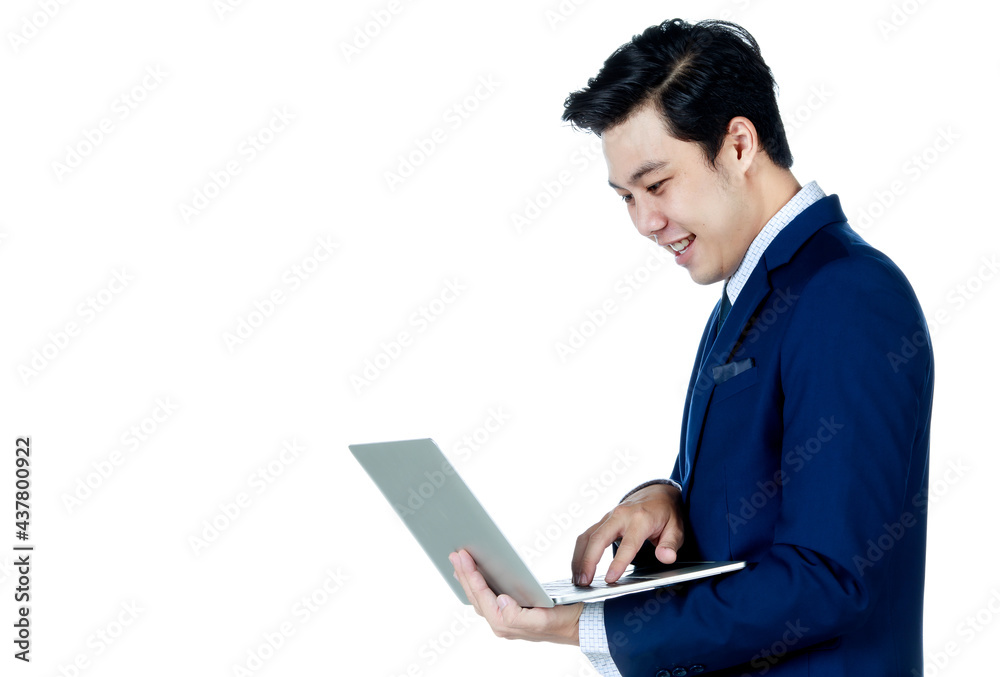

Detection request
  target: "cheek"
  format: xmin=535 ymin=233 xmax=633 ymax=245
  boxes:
xmin=667 ymin=181 xmax=706 ymax=225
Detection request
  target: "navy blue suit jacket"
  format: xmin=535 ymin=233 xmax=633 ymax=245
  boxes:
xmin=604 ymin=195 xmax=934 ymax=676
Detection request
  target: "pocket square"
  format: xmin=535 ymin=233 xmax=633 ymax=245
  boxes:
xmin=712 ymin=358 xmax=755 ymax=385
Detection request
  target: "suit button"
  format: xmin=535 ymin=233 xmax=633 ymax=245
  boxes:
xmin=672 ymin=669 xmax=688 ymax=677
xmin=655 ymin=671 xmax=671 ymax=677
xmin=690 ymin=667 xmax=705 ymax=674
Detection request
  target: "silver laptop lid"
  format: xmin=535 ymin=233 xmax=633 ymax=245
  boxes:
xmin=349 ymin=438 xmax=556 ymax=608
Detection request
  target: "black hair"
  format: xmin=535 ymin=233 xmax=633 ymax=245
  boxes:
xmin=562 ymin=18 xmax=793 ymax=169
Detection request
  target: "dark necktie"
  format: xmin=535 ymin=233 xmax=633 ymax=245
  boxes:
xmin=717 ymin=282 xmax=732 ymax=334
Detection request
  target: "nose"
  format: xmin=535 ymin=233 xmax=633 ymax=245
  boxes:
xmin=632 ymin=196 xmax=667 ymax=241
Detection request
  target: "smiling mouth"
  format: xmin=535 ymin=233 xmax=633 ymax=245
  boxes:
xmin=665 ymin=235 xmax=695 ymax=256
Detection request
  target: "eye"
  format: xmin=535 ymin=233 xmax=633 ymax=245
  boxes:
xmin=620 ymin=194 xmax=633 ymax=204
xmin=647 ymin=180 xmax=664 ymax=193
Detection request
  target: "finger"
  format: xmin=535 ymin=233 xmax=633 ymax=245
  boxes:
xmin=574 ymin=519 xmax=624 ymax=586
xmin=451 ymin=550 xmax=492 ymax=617
xmin=454 ymin=551 xmax=580 ymax=644
xmin=455 ymin=550 xmax=500 ymax=618
xmin=654 ymin=517 xmax=684 ymax=564
xmin=604 ymin=533 xmax=644 ymax=583
xmin=570 ymin=519 xmax=604 ymax=583
xmin=449 ymin=552 xmax=479 ymax=612
xmin=495 ymin=594 xmax=524 ymax=628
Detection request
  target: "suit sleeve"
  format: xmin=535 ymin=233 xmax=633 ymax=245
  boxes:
xmin=601 ymin=256 xmax=933 ymax=675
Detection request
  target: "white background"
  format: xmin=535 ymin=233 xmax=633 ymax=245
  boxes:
xmin=1 ymin=0 xmax=997 ymax=675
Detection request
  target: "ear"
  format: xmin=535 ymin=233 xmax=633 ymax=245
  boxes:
xmin=723 ymin=116 xmax=759 ymax=176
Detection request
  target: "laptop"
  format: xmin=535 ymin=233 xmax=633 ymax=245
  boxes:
xmin=349 ymin=438 xmax=745 ymax=607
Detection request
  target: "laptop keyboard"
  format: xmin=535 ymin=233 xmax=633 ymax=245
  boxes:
xmin=542 ymin=573 xmax=653 ymax=595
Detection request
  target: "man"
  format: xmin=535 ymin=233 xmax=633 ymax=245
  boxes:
xmin=451 ymin=18 xmax=933 ymax=676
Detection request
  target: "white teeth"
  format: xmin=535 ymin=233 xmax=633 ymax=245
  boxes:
xmin=670 ymin=238 xmax=691 ymax=252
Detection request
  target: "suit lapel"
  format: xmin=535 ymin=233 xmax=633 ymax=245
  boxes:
xmin=678 ymin=195 xmax=849 ymax=498
xmin=677 ymin=303 xmax=721 ymax=485
xmin=681 ymin=263 xmax=771 ymax=498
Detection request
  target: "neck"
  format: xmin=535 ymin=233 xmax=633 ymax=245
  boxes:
xmin=723 ymin=165 xmax=802 ymax=283
xmin=752 ymin=166 xmax=802 ymax=237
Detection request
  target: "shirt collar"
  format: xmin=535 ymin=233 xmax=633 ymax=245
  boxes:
xmin=726 ymin=180 xmax=826 ymax=304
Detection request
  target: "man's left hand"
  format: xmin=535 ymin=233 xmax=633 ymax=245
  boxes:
xmin=449 ymin=549 xmax=583 ymax=646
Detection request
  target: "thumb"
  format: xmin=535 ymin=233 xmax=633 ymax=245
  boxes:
xmin=655 ymin=528 xmax=681 ymax=564
xmin=496 ymin=594 xmax=522 ymax=625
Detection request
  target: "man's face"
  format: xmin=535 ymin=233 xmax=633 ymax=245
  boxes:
xmin=602 ymin=105 xmax=755 ymax=285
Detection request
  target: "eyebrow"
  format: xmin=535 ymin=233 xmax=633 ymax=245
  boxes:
xmin=608 ymin=160 xmax=669 ymax=190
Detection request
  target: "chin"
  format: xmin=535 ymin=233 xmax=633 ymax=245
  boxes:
xmin=687 ymin=269 xmax=719 ymax=286
xmin=685 ymin=261 xmax=728 ymax=286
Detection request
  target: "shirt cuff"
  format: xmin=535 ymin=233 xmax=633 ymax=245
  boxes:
xmin=579 ymin=601 xmax=624 ymax=677
xmin=621 ymin=478 xmax=682 ymax=502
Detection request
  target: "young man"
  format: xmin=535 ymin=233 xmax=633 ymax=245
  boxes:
xmin=451 ymin=18 xmax=933 ymax=676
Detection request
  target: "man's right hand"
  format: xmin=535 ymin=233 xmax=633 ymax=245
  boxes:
xmin=571 ymin=482 xmax=685 ymax=586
